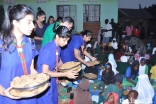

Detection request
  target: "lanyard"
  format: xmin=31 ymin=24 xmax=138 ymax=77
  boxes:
xmin=56 ymin=49 xmax=59 ymax=84
xmin=55 ymin=49 xmax=58 ymax=72
xmin=12 ymin=42 xmax=28 ymax=75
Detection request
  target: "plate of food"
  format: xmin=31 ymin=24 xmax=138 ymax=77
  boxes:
xmin=84 ymin=73 xmax=97 ymax=80
xmin=86 ymin=60 xmax=100 ymax=66
xmin=59 ymin=61 xmax=81 ymax=70
xmin=10 ymin=73 xmax=50 ymax=90
xmin=10 ymin=82 xmax=50 ymax=98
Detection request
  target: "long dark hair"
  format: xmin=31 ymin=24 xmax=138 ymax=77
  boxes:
xmin=0 ymin=4 xmax=33 ymax=51
xmin=102 ymin=62 xmax=114 ymax=85
xmin=55 ymin=26 xmax=71 ymax=38
xmin=81 ymin=30 xmax=92 ymax=37
xmin=36 ymin=7 xmax=45 ymax=19
xmin=56 ymin=17 xmax=63 ymax=22
xmin=47 ymin=15 xmax=54 ymax=24
xmin=131 ymin=61 xmax=139 ymax=76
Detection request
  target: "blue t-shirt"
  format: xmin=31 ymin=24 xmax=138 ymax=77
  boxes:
xmin=61 ymin=35 xmax=84 ymax=63
xmin=125 ymin=67 xmax=138 ymax=79
xmin=37 ymin=40 xmax=61 ymax=73
xmin=0 ymin=36 xmax=38 ymax=104
xmin=43 ymin=23 xmax=50 ymax=32
xmin=37 ymin=40 xmax=61 ymax=104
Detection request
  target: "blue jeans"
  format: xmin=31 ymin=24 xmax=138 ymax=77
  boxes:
xmin=103 ymin=37 xmax=110 ymax=44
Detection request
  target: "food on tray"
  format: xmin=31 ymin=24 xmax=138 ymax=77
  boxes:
xmin=84 ymin=73 xmax=97 ymax=79
xmin=10 ymin=82 xmax=49 ymax=97
xmin=86 ymin=60 xmax=100 ymax=66
xmin=10 ymin=73 xmax=50 ymax=89
xmin=59 ymin=62 xmax=81 ymax=69
xmin=59 ymin=65 xmax=82 ymax=73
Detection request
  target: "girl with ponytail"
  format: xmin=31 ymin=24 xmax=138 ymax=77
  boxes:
xmin=61 ymin=30 xmax=97 ymax=67
xmin=34 ymin=7 xmax=46 ymax=51
xmin=37 ymin=26 xmax=78 ymax=104
xmin=0 ymin=4 xmax=38 ymax=104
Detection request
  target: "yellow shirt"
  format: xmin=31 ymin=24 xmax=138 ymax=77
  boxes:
xmin=150 ymin=66 xmax=156 ymax=79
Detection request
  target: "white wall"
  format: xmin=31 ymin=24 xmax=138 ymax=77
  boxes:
xmin=0 ymin=0 xmax=118 ymax=32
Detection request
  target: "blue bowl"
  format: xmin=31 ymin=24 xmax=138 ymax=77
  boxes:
xmin=90 ymin=90 xmax=101 ymax=96
xmin=68 ymin=82 xmax=73 ymax=87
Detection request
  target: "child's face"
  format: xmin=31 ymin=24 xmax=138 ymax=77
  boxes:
xmin=146 ymin=60 xmax=149 ymax=64
xmin=134 ymin=65 xmax=138 ymax=71
xmin=101 ymin=49 xmax=105 ymax=53
xmin=128 ymin=92 xmax=137 ymax=103
xmin=87 ymin=47 xmax=91 ymax=53
xmin=102 ymin=43 xmax=107 ymax=47
xmin=140 ymin=61 xmax=145 ymax=66
xmin=107 ymin=93 xmax=114 ymax=103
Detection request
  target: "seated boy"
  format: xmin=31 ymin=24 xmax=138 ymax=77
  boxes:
xmin=122 ymin=90 xmax=139 ymax=104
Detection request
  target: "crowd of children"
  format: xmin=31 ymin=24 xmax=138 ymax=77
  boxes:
xmin=80 ymin=34 xmax=156 ymax=104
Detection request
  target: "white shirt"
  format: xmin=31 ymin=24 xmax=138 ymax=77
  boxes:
xmin=122 ymin=99 xmax=140 ymax=104
xmin=103 ymin=24 xmax=112 ymax=37
xmin=138 ymin=65 xmax=146 ymax=75
xmin=82 ymin=55 xmax=91 ymax=69
xmin=97 ymin=28 xmax=103 ymax=43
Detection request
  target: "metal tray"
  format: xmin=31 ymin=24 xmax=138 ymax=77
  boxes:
xmin=84 ymin=73 xmax=97 ymax=80
xmin=10 ymin=82 xmax=50 ymax=98
xmin=86 ymin=60 xmax=100 ymax=66
xmin=59 ymin=61 xmax=81 ymax=70
xmin=59 ymin=65 xmax=81 ymax=72
xmin=11 ymin=74 xmax=50 ymax=91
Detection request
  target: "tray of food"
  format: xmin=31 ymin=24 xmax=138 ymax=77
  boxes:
xmin=84 ymin=73 xmax=97 ymax=80
xmin=10 ymin=73 xmax=50 ymax=90
xmin=59 ymin=61 xmax=81 ymax=70
xmin=86 ymin=60 xmax=100 ymax=66
xmin=10 ymin=82 xmax=50 ymax=98
xmin=59 ymin=65 xmax=82 ymax=73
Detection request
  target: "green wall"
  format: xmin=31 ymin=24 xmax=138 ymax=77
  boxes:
xmin=0 ymin=0 xmax=118 ymax=32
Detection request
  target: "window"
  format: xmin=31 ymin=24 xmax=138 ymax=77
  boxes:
xmin=83 ymin=5 xmax=100 ymax=22
xmin=57 ymin=5 xmax=77 ymax=31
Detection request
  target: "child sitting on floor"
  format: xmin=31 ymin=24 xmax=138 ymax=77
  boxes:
xmin=74 ymin=78 xmax=92 ymax=104
xmin=122 ymin=90 xmax=139 ymax=104
xmin=150 ymin=60 xmax=156 ymax=79
xmin=97 ymin=47 xmax=109 ymax=65
xmin=104 ymin=92 xmax=118 ymax=104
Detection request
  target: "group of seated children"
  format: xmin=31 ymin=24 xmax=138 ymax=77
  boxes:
xmin=77 ymin=38 xmax=156 ymax=104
